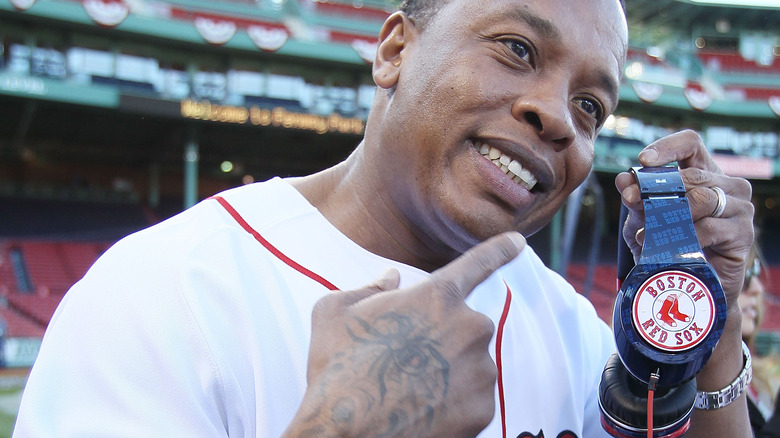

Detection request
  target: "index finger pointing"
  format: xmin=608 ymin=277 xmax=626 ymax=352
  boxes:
xmin=425 ymin=232 xmax=526 ymax=301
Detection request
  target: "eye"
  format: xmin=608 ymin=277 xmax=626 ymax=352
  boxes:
xmin=575 ymin=97 xmax=604 ymax=125
xmin=502 ymin=39 xmax=532 ymax=64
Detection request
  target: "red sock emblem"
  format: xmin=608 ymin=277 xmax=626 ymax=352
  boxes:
xmin=656 ymin=294 xmax=690 ymax=328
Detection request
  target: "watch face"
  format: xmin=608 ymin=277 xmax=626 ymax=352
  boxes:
xmin=631 ymin=270 xmax=716 ymax=352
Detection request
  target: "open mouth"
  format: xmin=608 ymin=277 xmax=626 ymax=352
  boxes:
xmin=476 ymin=141 xmax=538 ymax=191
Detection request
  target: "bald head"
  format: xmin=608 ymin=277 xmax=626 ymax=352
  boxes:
xmin=398 ymin=0 xmax=626 ymax=29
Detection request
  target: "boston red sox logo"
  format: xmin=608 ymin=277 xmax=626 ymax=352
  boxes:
xmin=632 ymin=270 xmax=716 ymax=352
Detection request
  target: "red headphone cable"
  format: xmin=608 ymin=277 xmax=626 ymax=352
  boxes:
xmin=647 ymin=370 xmax=661 ymax=438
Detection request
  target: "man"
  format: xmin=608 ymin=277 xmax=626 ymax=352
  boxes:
xmin=14 ymin=0 xmax=753 ymax=436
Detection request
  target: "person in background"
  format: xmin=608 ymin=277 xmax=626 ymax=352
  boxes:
xmin=742 ymin=243 xmax=772 ymax=433
xmin=741 ymin=241 xmax=780 ymax=437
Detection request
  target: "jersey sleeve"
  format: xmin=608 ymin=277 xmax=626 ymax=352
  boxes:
xmin=13 ymin=234 xmax=231 ymax=437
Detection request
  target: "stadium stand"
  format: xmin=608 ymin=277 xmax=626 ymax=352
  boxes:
xmin=0 ymin=196 xmax=152 ymax=241
xmin=0 ymin=0 xmax=778 ymax=369
xmin=0 ymin=240 xmax=110 ymax=338
xmin=15 ymin=241 xmax=71 ymax=295
xmin=0 ymin=308 xmax=45 ymax=339
xmin=698 ymin=50 xmax=780 ymax=74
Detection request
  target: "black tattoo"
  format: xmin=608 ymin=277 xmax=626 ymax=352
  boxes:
xmin=331 ymin=397 xmax=355 ymax=428
xmin=377 ymin=409 xmax=411 ymax=438
xmin=346 ymin=312 xmax=450 ymax=409
xmin=297 ymin=425 xmax=325 ymax=438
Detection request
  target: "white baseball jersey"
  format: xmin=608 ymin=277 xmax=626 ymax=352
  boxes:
xmin=14 ymin=177 xmax=613 ymax=438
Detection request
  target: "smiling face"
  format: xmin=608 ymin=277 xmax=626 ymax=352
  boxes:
xmin=367 ymin=0 xmax=627 ymax=256
xmin=739 ymin=275 xmax=764 ymax=341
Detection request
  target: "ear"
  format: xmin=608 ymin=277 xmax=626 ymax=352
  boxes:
xmin=372 ymin=12 xmax=415 ymax=89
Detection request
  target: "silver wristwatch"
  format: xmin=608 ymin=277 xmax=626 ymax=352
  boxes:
xmin=694 ymin=341 xmax=752 ymax=410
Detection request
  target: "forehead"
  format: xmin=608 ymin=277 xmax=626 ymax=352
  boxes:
xmin=437 ymin=0 xmax=626 ymax=33
xmin=440 ymin=0 xmax=626 ymax=48
xmin=427 ymin=0 xmax=628 ymax=99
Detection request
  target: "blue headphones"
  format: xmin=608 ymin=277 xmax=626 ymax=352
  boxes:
xmin=599 ymin=166 xmax=728 ymax=438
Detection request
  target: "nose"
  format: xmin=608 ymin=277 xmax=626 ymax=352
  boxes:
xmin=511 ymin=94 xmax=576 ymax=151
xmin=743 ymin=277 xmax=762 ymax=296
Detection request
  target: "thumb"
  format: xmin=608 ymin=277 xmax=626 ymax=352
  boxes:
xmin=366 ymin=267 xmax=402 ymax=292
xmin=427 ymin=231 xmax=526 ymax=301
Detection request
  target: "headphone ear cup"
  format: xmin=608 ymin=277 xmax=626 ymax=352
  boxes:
xmin=599 ymin=353 xmax=697 ymax=436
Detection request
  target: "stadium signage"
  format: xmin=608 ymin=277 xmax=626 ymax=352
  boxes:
xmin=3 ymin=337 xmax=42 ymax=367
xmin=770 ymin=96 xmax=780 ymax=118
xmin=247 ymin=25 xmax=288 ymax=52
xmin=0 ymin=74 xmax=46 ymax=96
xmin=194 ymin=17 xmax=237 ymax=45
xmin=632 ymin=81 xmax=663 ymax=103
xmin=352 ymin=40 xmax=378 ymax=63
xmin=10 ymin=0 xmax=36 ymax=10
xmin=684 ymin=83 xmax=712 ymax=111
xmin=180 ymin=99 xmax=365 ymax=135
xmin=712 ymin=154 xmax=774 ymax=179
xmin=83 ymin=0 xmax=130 ymax=27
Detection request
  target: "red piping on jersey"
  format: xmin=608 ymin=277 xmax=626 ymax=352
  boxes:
xmin=496 ymin=282 xmax=512 ymax=438
xmin=214 ymin=194 xmax=512 ymax=433
xmin=210 ymin=195 xmax=340 ymax=291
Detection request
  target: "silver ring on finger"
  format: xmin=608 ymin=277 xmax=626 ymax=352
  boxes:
xmin=711 ymin=186 xmax=727 ymax=218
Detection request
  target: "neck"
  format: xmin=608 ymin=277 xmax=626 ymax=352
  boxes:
xmin=289 ymin=144 xmax=459 ymax=272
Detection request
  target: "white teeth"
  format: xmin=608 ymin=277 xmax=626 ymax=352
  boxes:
xmin=478 ymin=144 xmax=538 ymax=191
xmin=507 ymin=160 xmax=522 ymax=176
xmin=518 ymin=168 xmax=535 ymax=185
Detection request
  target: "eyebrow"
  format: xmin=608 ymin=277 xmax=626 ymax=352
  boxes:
xmin=510 ymin=6 xmax=621 ymax=106
xmin=596 ymin=70 xmax=620 ymax=108
xmin=509 ymin=7 xmax=562 ymax=46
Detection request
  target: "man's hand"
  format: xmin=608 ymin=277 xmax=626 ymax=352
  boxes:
xmin=283 ymin=232 xmax=526 ymax=438
xmin=615 ymin=129 xmax=753 ymax=308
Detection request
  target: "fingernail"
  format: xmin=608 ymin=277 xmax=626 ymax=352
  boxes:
xmin=639 ymin=148 xmax=658 ymax=164
xmin=379 ymin=267 xmax=396 ymax=278
xmin=622 ymin=187 xmax=637 ymax=204
xmin=377 ymin=267 xmax=400 ymax=287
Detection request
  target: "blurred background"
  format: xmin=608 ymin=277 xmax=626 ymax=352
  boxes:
xmin=0 ymin=0 xmax=778 ymax=434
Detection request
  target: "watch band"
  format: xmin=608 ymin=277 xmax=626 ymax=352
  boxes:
xmin=694 ymin=341 xmax=752 ymax=410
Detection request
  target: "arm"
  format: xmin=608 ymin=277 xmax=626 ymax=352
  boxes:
xmin=616 ymin=130 xmax=753 ymax=438
xmin=282 ymin=232 xmax=526 ymax=438
xmin=13 ymin=252 xmax=233 ymax=437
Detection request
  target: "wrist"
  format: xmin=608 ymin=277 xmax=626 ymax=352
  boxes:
xmin=282 ymin=403 xmax=339 ymax=438
xmin=695 ymin=341 xmax=752 ymax=410
xmin=695 ymin=308 xmax=744 ymax=392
